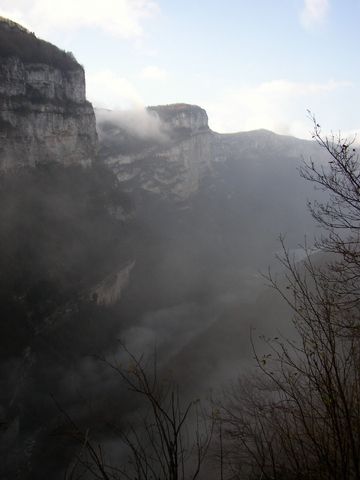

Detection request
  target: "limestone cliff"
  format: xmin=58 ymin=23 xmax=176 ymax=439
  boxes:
xmin=0 ymin=17 xmax=97 ymax=170
xmin=98 ymin=103 xmax=324 ymax=202
xmin=98 ymin=104 xmax=214 ymax=200
xmin=148 ymin=103 xmax=209 ymax=137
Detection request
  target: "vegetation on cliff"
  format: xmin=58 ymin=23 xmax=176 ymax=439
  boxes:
xmin=0 ymin=16 xmax=80 ymax=70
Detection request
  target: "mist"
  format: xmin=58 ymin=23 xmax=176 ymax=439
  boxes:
xmin=0 ymin=101 xmax=330 ymax=479
xmin=95 ymin=107 xmax=171 ymax=158
xmin=1 ymin=2 xmax=358 ymax=477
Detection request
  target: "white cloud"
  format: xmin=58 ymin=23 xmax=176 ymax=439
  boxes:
xmin=300 ymin=0 xmax=329 ymax=28
xmin=0 ymin=0 xmax=159 ymax=38
xmin=96 ymin=108 xmax=167 ymax=141
xmin=140 ymin=65 xmax=169 ymax=80
xmin=206 ymin=79 xmax=351 ymax=139
xmin=86 ymin=70 xmax=144 ymax=110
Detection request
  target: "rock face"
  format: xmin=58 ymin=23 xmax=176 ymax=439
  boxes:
xmin=0 ymin=17 xmax=98 ymax=170
xmin=98 ymin=104 xmax=215 ymax=200
xmin=98 ymin=103 xmax=324 ymax=202
xmin=148 ymin=103 xmax=209 ymax=135
xmin=105 ymin=130 xmax=215 ymax=200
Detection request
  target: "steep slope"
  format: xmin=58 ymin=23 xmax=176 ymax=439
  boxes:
xmin=0 ymin=19 xmax=135 ymax=479
xmin=0 ymin=17 xmax=97 ymax=170
xmin=99 ymin=104 xmax=213 ymax=200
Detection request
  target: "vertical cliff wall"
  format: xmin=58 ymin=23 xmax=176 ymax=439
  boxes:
xmin=0 ymin=17 xmax=98 ymax=170
xmin=98 ymin=104 xmax=214 ymax=200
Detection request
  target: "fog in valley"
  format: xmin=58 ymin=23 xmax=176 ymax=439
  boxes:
xmin=1 ymin=3 xmax=359 ymax=480
xmin=0 ymin=101 xmax=328 ymax=478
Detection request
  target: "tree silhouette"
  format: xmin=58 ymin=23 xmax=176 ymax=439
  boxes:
xmin=218 ymin=116 xmax=360 ymax=480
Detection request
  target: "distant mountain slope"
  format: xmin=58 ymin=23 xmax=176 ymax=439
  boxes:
xmin=97 ymin=104 xmax=324 ymax=201
xmin=97 ymin=105 xmax=327 ymax=279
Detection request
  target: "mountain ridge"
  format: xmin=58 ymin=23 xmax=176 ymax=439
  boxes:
xmin=97 ymin=103 xmax=324 ymax=201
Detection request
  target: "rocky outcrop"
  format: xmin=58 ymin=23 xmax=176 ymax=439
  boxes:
xmin=99 ymin=104 xmax=214 ymax=200
xmin=0 ymin=18 xmax=98 ymax=170
xmin=105 ymin=129 xmax=214 ymax=200
xmin=147 ymin=103 xmax=209 ymax=136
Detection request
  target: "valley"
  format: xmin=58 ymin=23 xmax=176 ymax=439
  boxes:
xmin=0 ymin=16 xmax=330 ymax=479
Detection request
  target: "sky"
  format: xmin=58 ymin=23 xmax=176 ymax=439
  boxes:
xmin=0 ymin=0 xmax=359 ymax=139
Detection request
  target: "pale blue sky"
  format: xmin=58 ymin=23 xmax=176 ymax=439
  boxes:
xmin=1 ymin=0 xmax=359 ymax=138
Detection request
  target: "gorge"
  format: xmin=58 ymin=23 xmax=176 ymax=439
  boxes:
xmin=0 ymin=17 xmax=327 ymax=479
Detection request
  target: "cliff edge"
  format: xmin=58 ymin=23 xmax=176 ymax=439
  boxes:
xmin=0 ymin=17 xmax=98 ymax=170
xmin=147 ymin=103 xmax=209 ymax=138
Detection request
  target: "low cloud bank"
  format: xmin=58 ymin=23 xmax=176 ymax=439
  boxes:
xmin=96 ymin=107 xmax=168 ymax=143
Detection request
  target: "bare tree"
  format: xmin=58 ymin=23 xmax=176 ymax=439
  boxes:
xmin=217 ymin=117 xmax=360 ymax=480
xmin=300 ymin=113 xmax=360 ymax=310
xmin=60 ymin=346 xmax=214 ymax=480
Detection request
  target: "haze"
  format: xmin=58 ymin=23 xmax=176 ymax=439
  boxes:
xmin=0 ymin=3 xmax=358 ymax=479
